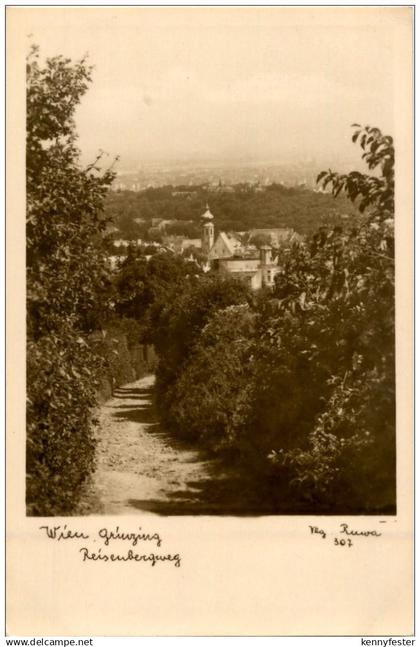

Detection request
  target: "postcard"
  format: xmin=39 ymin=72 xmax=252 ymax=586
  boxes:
xmin=6 ymin=5 xmax=414 ymax=636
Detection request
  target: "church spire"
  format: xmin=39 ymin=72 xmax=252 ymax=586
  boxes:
xmin=201 ymin=204 xmax=214 ymax=255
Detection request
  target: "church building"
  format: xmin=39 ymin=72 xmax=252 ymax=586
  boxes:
xmin=199 ymin=205 xmax=284 ymax=290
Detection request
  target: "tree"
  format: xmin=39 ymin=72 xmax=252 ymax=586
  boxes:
xmin=249 ymin=232 xmax=272 ymax=248
xmin=264 ymin=125 xmax=396 ymax=513
xmin=26 ymin=46 xmax=115 ymax=515
xmin=317 ymin=125 xmax=394 ymax=217
xmin=113 ymin=248 xmax=202 ymax=338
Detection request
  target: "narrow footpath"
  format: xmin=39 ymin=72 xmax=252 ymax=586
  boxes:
xmin=89 ymin=374 xmax=245 ymax=515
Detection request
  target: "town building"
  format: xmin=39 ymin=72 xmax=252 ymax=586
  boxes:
xmin=162 ymin=235 xmax=202 ymax=254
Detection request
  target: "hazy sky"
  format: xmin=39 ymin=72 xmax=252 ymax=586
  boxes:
xmin=15 ymin=7 xmax=406 ymax=169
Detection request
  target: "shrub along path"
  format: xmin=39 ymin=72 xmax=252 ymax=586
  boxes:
xmin=89 ymin=374 xmax=257 ymax=515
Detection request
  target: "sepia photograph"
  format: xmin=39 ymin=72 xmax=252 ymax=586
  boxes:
xmin=21 ymin=6 xmax=405 ymax=519
xmin=6 ymin=5 xmax=415 ymax=638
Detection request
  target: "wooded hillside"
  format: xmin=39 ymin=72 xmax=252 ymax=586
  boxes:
xmin=104 ymin=183 xmax=360 ymax=241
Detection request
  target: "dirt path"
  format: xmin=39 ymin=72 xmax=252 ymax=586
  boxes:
xmin=90 ymin=375 xmax=239 ymax=515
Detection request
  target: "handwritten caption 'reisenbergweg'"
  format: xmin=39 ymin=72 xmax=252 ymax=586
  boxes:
xmin=309 ymin=522 xmax=382 ymax=548
xmin=39 ymin=525 xmax=182 ymax=567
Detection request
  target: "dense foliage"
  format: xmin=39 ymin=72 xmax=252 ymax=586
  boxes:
xmin=151 ymin=126 xmax=395 ymax=514
xmin=166 ymin=304 xmax=255 ymax=451
xmin=104 ymin=183 xmax=359 ymax=241
xmin=267 ymin=125 xmax=395 ymax=512
xmin=151 ymin=274 xmax=252 ymax=429
xmin=113 ymin=247 xmax=202 ymax=337
xmin=26 ymin=47 xmax=115 ymax=515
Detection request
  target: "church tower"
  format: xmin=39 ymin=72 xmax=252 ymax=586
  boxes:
xmin=201 ymin=204 xmax=214 ymax=256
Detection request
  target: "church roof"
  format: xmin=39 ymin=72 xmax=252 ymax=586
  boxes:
xmin=219 ymin=232 xmax=243 ymax=255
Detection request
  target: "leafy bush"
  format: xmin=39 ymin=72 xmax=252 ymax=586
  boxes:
xmin=151 ymin=273 xmax=252 ymax=425
xmin=27 ymin=330 xmax=101 ymax=515
xmin=26 ymin=46 xmax=115 ymax=515
xmin=91 ymin=319 xmax=156 ymax=401
xmin=91 ymin=329 xmax=135 ymax=397
xmin=165 ymin=304 xmax=256 ymax=451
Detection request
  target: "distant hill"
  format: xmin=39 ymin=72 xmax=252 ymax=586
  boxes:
xmin=103 ymin=183 xmax=360 ymax=241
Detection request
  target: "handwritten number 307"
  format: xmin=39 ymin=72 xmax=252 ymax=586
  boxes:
xmin=334 ymin=537 xmax=353 ymax=547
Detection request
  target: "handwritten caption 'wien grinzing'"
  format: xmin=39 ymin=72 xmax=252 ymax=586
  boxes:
xmin=39 ymin=525 xmax=182 ymax=566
